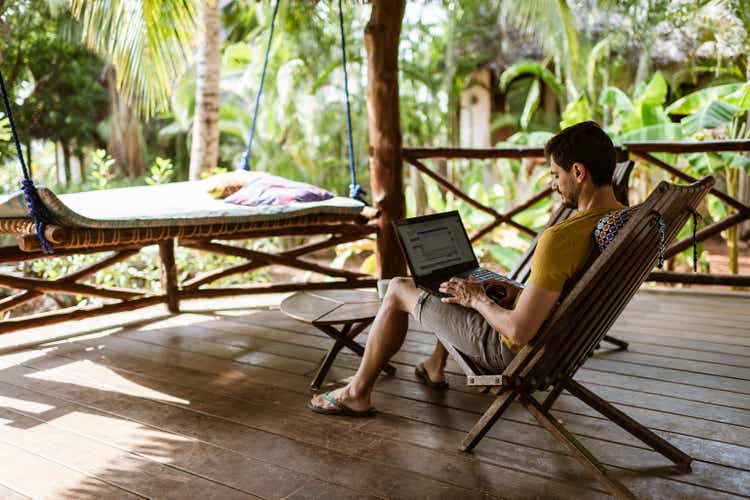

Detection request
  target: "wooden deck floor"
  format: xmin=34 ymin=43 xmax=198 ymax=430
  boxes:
xmin=0 ymin=288 xmax=747 ymax=499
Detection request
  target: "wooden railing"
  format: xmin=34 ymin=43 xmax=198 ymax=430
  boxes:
xmin=403 ymin=140 xmax=750 ymax=288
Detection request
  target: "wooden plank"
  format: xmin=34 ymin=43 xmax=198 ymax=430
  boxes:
xmin=585 ymin=350 xmax=750 ymax=380
xmin=30 ymin=328 xmax=750 ymax=496
xmin=0 ymin=436 xmax=142 ymax=499
xmin=144 ymin=318 xmax=750 ymax=436
xmin=0 ymin=359 xmax=501 ymax=499
xmin=607 ymin=330 xmax=750 ymax=358
xmin=0 ymin=483 xmax=29 ymax=500
xmin=173 ymin=312 xmax=750 ymax=430
xmin=0 ymin=396 xmax=256 ymax=499
xmin=113 ymin=324 xmax=750 ymax=450
xmin=0 ymin=381 xmax=371 ymax=500
xmin=4 ymin=340 xmax=709 ymax=499
xmin=575 ymin=367 xmax=750 ymax=411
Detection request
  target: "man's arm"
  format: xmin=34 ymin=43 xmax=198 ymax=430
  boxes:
xmin=439 ymin=278 xmax=560 ymax=347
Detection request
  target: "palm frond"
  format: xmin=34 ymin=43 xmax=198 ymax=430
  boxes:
xmin=71 ymin=0 xmax=198 ymax=118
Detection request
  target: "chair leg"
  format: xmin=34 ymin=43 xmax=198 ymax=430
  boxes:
xmin=602 ymin=335 xmax=628 ymax=350
xmin=311 ymin=340 xmax=346 ymax=390
xmin=523 ymin=396 xmax=637 ymax=500
xmin=460 ymin=388 xmax=516 ymax=452
xmin=565 ymin=379 xmax=692 ymax=469
xmin=313 ymin=322 xmax=396 ymax=388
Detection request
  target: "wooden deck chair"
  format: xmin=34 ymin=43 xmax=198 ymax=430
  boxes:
xmin=442 ymin=177 xmax=714 ymax=499
xmin=509 ymin=159 xmax=635 ymax=351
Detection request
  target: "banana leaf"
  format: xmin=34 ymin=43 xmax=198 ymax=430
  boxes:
xmin=520 ymin=79 xmax=541 ymax=130
xmin=560 ymin=96 xmax=592 ymax=129
xmin=666 ymin=83 xmax=744 ymax=115
xmin=719 ymin=151 xmax=750 ymax=173
xmin=724 ymin=82 xmax=750 ymax=110
xmin=498 ymin=61 xmax=564 ymax=96
xmin=617 ymin=123 xmax=684 ymax=142
xmin=598 ymin=86 xmax=633 ymax=116
xmin=638 ymin=72 xmax=668 ymax=106
xmin=681 ymin=100 xmax=740 ymax=135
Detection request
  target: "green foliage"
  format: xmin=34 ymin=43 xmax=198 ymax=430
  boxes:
xmin=88 ymin=149 xmax=117 ymax=190
xmin=71 ymin=0 xmax=197 ymax=118
xmin=560 ymin=96 xmax=592 ymax=128
xmin=681 ymin=100 xmax=741 ymax=135
xmin=0 ymin=115 xmax=10 ymax=142
xmin=0 ymin=0 xmax=108 ymax=167
xmin=145 ymin=157 xmax=175 ymax=185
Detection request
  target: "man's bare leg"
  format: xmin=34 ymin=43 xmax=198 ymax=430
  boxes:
xmin=422 ymin=341 xmax=449 ymax=383
xmin=310 ymin=277 xmax=422 ymax=412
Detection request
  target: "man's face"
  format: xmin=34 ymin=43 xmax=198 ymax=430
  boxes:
xmin=550 ymin=159 xmax=581 ymax=209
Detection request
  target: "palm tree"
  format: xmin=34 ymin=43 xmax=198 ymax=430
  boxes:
xmin=189 ymin=0 xmax=221 ymax=180
xmin=71 ymin=0 xmax=203 ymax=177
xmin=71 ymin=0 xmax=197 ymax=119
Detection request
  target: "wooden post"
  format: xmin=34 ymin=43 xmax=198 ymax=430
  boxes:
xmin=365 ymin=0 xmax=406 ymax=279
xmin=159 ymin=239 xmax=180 ymax=313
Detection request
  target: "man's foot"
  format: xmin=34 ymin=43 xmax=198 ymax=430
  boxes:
xmin=308 ymin=386 xmax=376 ymax=417
xmin=415 ymin=363 xmax=449 ymax=390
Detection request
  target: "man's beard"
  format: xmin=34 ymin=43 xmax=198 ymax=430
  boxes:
xmin=562 ymin=195 xmax=577 ymax=208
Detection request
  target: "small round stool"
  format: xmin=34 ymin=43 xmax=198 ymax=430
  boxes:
xmin=280 ymin=289 xmax=397 ymax=390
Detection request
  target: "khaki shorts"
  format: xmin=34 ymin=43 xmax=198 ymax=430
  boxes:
xmin=412 ymin=291 xmax=515 ymax=373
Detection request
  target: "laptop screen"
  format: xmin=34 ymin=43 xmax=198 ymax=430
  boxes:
xmin=394 ymin=211 xmax=477 ymax=278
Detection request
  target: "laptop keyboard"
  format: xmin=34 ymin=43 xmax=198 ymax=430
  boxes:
xmin=469 ymin=268 xmax=506 ymax=281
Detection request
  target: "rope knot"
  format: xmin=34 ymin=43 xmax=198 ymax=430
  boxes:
xmin=349 ymin=183 xmax=366 ymax=203
xmin=21 ymin=179 xmax=54 ymax=254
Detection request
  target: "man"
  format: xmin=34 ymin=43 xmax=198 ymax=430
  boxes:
xmin=309 ymin=121 xmax=623 ymax=417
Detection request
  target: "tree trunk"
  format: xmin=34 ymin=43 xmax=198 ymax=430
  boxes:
xmin=61 ymin=140 xmax=71 ymax=187
xmin=105 ymin=66 xmax=145 ymax=178
xmin=365 ymin=0 xmax=406 ymax=279
xmin=189 ymin=0 xmax=221 ymax=181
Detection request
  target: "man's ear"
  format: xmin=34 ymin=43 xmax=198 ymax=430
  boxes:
xmin=572 ymin=162 xmax=587 ymax=183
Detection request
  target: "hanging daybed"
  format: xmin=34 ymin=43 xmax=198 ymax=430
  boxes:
xmin=0 ymin=0 xmax=377 ymax=334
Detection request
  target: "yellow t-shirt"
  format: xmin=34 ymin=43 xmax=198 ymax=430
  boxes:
xmin=528 ymin=205 xmax=624 ymax=292
xmin=502 ymin=204 xmax=624 ymax=353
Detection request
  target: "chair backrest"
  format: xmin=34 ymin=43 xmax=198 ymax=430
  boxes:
xmin=504 ymin=177 xmax=714 ymax=392
xmin=509 ymin=160 xmax=635 ymax=283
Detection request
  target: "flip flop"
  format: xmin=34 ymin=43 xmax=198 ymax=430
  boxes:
xmin=414 ymin=363 xmax=449 ymax=390
xmin=308 ymin=392 xmax=377 ymax=418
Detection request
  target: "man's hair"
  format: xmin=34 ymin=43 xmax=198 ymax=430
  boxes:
xmin=544 ymin=121 xmax=615 ymax=186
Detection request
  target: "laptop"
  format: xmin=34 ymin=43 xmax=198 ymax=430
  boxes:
xmin=392 ymin=211 xmax=520 ymax=299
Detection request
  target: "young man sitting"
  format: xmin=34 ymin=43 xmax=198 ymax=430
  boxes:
xmin=309 ymin=121 xmax=623 ymax=417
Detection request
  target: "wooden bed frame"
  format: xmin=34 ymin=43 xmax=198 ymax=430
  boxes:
xmin=0 ymin=212 xmax=378 ymax=334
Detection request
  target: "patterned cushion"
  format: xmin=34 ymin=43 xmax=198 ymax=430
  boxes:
xmin=204 ymin=170 xmax=265 ymax=199
xmin=594 ymin=206 xmax=639 ymax=252
xmin=225 ymin=174 xmax=334 ymax=207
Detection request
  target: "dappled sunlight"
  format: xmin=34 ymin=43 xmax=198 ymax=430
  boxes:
xmin=0 ymin=395 xmax=54 ymax=414
xmin=41 ymin=327 xmax=123 ymax=348
xmin=0 ymin=348 xmax=55 ymax=369
xmin=214 ymin=368 xmax=253 ymax=388
xmin=26 ymin=359 xmax=190 ymax=405
xmin=135 ymin=313 xmax=217 ymax=331
xmin=50 ymin=410 xmax=193 ymax=463
xmin=214 ymin=308 xmax=271 ymax=318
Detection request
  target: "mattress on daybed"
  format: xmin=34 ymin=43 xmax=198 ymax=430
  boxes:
xmin=0 ymin=181 xmax=365 ymax=229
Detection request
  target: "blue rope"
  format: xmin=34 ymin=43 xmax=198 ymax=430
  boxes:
xmin=0 ymin=69 xmax=53 ymax=253
xmin=241 ymin=0 xmax=281 ymax=171
xmin=337 ymin=0 xmax=365 ymax=202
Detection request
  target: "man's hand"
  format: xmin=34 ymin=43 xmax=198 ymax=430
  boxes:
xmin=438 ymin=277 xmax=488 ymax=309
